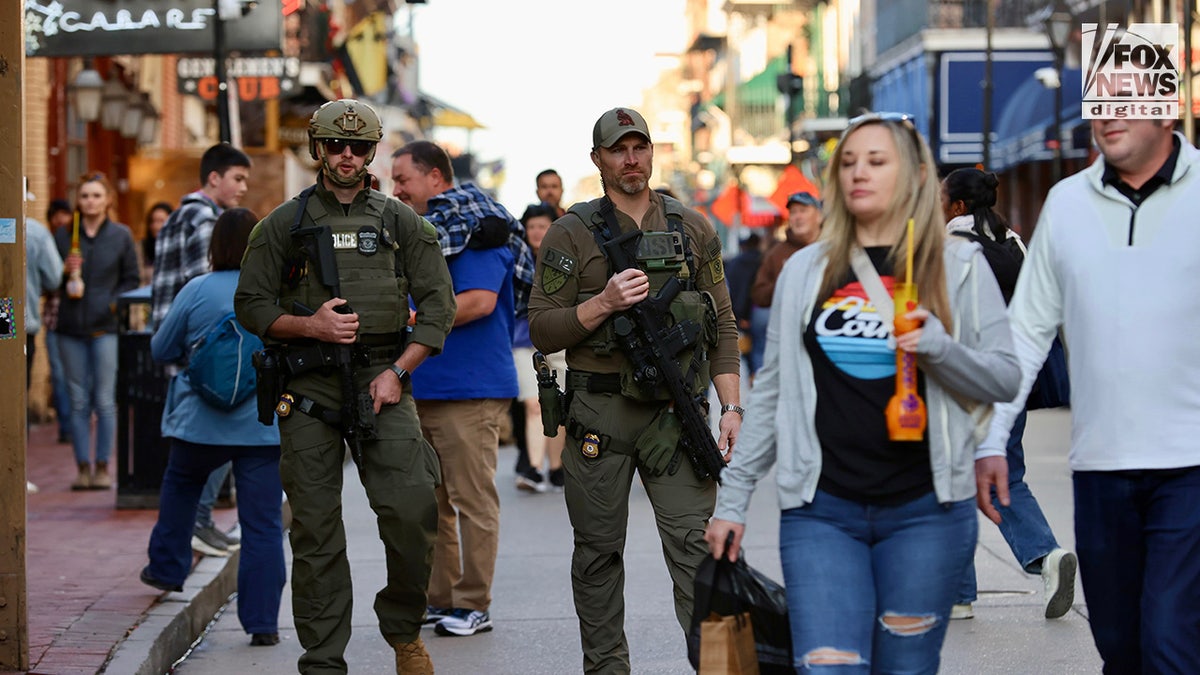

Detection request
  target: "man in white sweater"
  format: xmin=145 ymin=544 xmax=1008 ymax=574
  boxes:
xmin=978 ymin=118 xmax=1200 ymax=672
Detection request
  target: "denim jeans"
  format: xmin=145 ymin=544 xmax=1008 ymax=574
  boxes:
xmin=1074 ymin=466 xmax=1200 ymax=674
xmin=45 ymin=330 xmax=72 ymax=439
xmin=194 ymin=461 xmax=233 ymax=529
xmin=957 ymin=410 xmax=1060 ymax=603
xmin=780 ymin=490 xmax=976 ymax=674
xmin=145 ymin=439 xmax=285 ymax=634
xmin=748 ymin=306 xmax=770 ymax=375
xmin=58 ymin=333 xmax=118 ymax=465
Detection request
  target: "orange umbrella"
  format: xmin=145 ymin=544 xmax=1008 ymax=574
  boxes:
xmin=769 ymin=164 xmax=821 ymax=215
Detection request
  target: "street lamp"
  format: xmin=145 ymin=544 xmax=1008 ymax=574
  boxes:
xmin=1044 ymin=0 xmax=1073 ymax=183
xmin=69 ymin=65 xmax=104 ymax=123
xmin=137 ymin=103 xmax=160 ymax=147
xmin=120 ymin=91 xmax=146 ymax=139
xmin=99 ymin=77 xmax=129 ymax=131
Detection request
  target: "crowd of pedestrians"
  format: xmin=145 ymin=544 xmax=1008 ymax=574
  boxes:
xmin=22 ymin=99 xmax=1200 ymax=675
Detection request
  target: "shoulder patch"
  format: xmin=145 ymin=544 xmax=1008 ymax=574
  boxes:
xmin=540 ymin=247 xmax=576 ymax=295
xmin=704 ymin=236 xmax=722 ymax=260
xmin=707 ymin=256 xmax=725 ymax=285
xmin=704 ymin=237 xmax=725 ymax=284
xmin=542 ymin=247 xmax=577 ymax=275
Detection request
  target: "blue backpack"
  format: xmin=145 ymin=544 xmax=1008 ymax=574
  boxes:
xmin=185 ymin=311 xmax=263 ymax=411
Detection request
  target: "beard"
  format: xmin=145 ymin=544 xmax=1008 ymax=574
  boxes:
xmin=611 ymin=172 xmax=648 ymax=196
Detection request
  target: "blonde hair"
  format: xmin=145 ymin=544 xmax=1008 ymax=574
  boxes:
xmin=817 ymin=116 xmax=952 ymax=333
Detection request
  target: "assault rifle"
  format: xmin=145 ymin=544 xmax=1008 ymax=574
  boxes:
xmin=292 ymin=221 xmax=377 ymax=467
xmin=599 ymin=227 xmax=726 ymax=483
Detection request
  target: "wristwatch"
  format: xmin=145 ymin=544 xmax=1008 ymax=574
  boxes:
xmin=388 ymin=364 xmax=410 ymax=385
xmin=720 ymin=404 xmax=744 ymax=418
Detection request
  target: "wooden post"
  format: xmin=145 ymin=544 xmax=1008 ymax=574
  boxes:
xmin=0 ymin=0 xmax=29 ymax=669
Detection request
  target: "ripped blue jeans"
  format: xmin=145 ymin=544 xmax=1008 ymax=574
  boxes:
xmin=779 ymin=490 xmax=976 ymax=674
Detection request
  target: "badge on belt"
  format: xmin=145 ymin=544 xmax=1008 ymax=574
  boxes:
xmin=276 ymin=393 xmax=295 ymax=418
xmin=581 ymin=431 xmax=602 ymax=458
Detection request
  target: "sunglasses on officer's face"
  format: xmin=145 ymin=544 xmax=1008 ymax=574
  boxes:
xmin=323 ymin=139 xmax=374 ymax=157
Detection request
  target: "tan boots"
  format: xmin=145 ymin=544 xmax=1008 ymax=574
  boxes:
xmin=71 ymin=462 xmax=112 ymax=491
xmin=91 ymin=461 xmax=111 ymax=489
xmin=392 ymin=636 xmax=434 ymax=675
xmin=71 ymin=463 xmax=91 ymax=490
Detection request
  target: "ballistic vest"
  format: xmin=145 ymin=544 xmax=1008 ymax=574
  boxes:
xmin=280 ymin=186 xmax=410 ymax=336
xmin=568 ymin=196 xmax=717 ymax=400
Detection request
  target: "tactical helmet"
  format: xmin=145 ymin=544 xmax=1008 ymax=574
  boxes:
xmin=308 ymin=99 xmax=383 ymax=186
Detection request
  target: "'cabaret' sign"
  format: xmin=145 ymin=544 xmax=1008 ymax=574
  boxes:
xmin=26 ymin=0 xmax=282 ymax=57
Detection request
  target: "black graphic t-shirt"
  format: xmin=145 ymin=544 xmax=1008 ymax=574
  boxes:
xmin=803 ymin=246 xmax=932 ymax=505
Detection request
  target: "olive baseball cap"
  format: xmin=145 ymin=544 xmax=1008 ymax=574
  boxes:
xmin=592 ymin=107 xmax=652 ymax=149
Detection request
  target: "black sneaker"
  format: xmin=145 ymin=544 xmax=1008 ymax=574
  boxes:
xmin=434 ymin=608 xmax=493 ymax=637
xmin=140 ymin=567 xmax=183 ymax=593
xmin=515 ymin=468 xmax=546 ymax=493
xmin=423 ymin=605 xmax=454 ymax=625
xmin=548 ymin=467 xmax=565 ymax=492
xmin=250 ymin=633 xmax=280 ymax=646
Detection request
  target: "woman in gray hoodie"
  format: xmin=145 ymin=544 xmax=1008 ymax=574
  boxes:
xmin=705 ymin=114 xmax=1020 ymax=674
xmin=54 ymin=173 xmax=140 ymax=490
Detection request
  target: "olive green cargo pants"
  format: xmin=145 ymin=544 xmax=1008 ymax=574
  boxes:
xmin=563 ymin=390 xmax=717 ymax=675
xmin=278 ymin=374 xmax=440 ymax=674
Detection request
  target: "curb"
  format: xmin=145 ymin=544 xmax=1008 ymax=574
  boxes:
xmin=104 ymin=552 xmax=239 ymax=675
xmin=105 ymin=500 xmax=292 ymax=674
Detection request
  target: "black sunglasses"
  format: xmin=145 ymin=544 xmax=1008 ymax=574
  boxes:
xmin=323 ymin=139 xmax=374 ymax=157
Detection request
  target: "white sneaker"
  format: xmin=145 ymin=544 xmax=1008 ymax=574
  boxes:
xmin=434 ymin=608 xmax=493 ymax=636
xmin=1042 ymin=548 xmax=1077 ymax=619
xmin=950 ymin=603 xmax=974 ymax=620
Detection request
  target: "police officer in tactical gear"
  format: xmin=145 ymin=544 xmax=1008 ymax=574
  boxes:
xmin=234 ymin=98 xmax=455 ymax=675
xmin=527 ymin=107 xmax=742 ymax=674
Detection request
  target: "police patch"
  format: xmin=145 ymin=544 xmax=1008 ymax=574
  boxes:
xmin=332 ymin=232 xmax=358 ymax=249
xmin=357 ymin=226 xmax=379 ymax=255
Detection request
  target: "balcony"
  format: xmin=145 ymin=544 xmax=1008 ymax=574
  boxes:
xmin=877 ymin=0 xmax=1048 ymax=55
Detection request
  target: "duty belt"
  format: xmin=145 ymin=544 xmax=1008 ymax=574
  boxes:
xmin=280 ymin=332 xmax=403 ymax=377
xmin=565 ymin=369 xmax=622 ymax=394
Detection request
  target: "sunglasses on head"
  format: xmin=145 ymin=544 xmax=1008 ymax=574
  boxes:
xmin=845 ymin=112 xmax=923 ymax=152
xmin=323 ymin=139 xmax=374 ymax=157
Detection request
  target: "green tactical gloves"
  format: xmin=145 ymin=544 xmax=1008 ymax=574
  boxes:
xmin=636 ymin=408 xmax=684 ymax=477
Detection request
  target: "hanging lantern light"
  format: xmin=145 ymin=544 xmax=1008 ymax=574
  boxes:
xmin=120 ymin=91 xmax=146 ymax=139
xmin=69 ymin=65 xmax=104 ymax=123
xmin=137 ymin=101 xmax=160 ymax=146
xmin=100 ymin=77 xmax=129 ymax=130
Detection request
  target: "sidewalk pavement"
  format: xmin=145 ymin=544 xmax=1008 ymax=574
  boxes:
xmin=22 ymin=421 xmax=240 ymax=675
xmin=20 ymin=409 xmax=1103 ymax=674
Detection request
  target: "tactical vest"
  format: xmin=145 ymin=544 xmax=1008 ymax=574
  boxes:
xmin=280 ymin=187 xmax=410 ymax=336
xmin=568 ymin=196 xmax=718 ymax=402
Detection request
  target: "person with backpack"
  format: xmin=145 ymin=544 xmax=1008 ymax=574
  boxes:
xmin=940 ymin=168 xmax=1077 ymax=621
xmin=140 ymin=208 xmax=286 ymax=648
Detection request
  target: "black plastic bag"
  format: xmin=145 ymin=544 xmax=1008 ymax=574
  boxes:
xmin=688 ymin=537 xmax=793 ymax=674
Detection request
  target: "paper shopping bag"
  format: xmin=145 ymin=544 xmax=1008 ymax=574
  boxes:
xmin=699 ymin=611 xmax=760 ymax=675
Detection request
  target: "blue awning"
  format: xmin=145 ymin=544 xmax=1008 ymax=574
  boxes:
xmin=992 ymin=68 xmax=1089 ymax=171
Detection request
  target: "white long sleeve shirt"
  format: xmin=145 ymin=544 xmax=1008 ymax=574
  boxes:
xmin=980 ymin=133 xmax=1200 ymax=472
